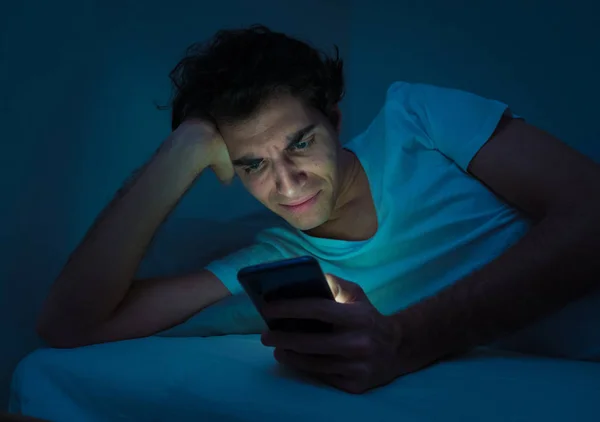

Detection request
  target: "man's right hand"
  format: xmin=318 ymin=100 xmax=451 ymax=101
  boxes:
xmin=37 ymin=117 xmax=233 ymax=348
xmin=173 ymin=119 xmax=234 ymax=184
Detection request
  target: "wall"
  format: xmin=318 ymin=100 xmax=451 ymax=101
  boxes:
xmin=2 ymin=0 xmax=599 ymax=410
xmin=0 ymin=0 xmax=349 ymax=407
xmin=344 ymin=0 xmax=600 ymax=161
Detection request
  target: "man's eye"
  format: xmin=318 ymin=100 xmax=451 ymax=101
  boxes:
xmin=290 ymin=136 xmax=315 ymax=151
xmin=244 ymin=160 xmax=264 ymax=174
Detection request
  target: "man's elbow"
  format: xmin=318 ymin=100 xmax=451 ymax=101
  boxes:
xmin=36 ymin=316 xmax=95 ymax=349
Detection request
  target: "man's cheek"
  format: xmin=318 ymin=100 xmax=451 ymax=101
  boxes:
xmin=307 ymin=159 xmax=334 ymax=179
xmin=246 ymin=183 xmax=272 ymax=207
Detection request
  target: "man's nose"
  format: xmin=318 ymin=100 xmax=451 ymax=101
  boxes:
xmin=274 ymin=158 xmax=307 ymax=197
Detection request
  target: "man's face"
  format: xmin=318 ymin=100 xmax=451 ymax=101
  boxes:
xmin=220 ymin=95 xmax=343 ymax=231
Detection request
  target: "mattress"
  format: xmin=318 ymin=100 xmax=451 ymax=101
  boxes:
xmin=10 ymin=335 xmax=600 ymax=422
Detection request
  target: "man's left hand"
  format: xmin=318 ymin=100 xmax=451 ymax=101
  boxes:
xmin=261 ymin=274 xmax=414 ymax=394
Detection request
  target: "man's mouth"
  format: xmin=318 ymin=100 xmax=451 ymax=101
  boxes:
xmin=280 ymin=191 xmax=321 ymax=213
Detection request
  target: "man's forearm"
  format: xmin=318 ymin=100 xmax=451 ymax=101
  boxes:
xmin=394 ymin=205 xmax=600 ymax=365
xmin=39 ymin=133 xmax=209 ymax=334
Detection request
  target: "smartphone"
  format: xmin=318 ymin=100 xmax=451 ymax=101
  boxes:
xmin=237 ymin=256 xmax=335 ymax=332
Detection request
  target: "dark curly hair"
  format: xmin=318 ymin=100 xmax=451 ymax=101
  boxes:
xmin=167 ymin=25 xmax=345 ymax=131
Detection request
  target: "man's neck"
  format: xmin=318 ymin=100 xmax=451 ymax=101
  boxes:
xmin=306 ymin=149 xmax=377 ymax=241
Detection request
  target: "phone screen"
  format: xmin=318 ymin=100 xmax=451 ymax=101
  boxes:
xmin=237 ymin=256 xmax=335 ymax=332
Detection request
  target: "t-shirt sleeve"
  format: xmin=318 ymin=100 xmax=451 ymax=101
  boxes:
xmin=204 ymin=242 xmax=284 ymax=294
xmin=387 ymin=81 xmax=516 ymax=172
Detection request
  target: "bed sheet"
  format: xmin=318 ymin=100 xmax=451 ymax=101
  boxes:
xmin=10 ymin=335 xmax=600 ymax=422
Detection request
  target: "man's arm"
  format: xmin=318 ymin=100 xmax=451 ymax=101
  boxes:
xmin=231 ymin=116 xmax=600 ymax=394
xmin=37 ymin=119 xmax=234 ymax=348
xmin=394 ymin=117 xmax=600 ymax=363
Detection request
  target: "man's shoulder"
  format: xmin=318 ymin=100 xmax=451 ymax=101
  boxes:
xmin=346 ymin=80 xmax=429 ymax=147
xmin=384 ymin=80 xmax=449 ymax=106
xmin=385 ymin=80 xmax=412 ymax=98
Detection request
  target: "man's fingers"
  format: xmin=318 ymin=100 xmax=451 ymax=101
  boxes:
xmin=262 ymin=299 xmax=368 ymax=327
xmin=210 ymin=159 xmax=235 ymax=184
xmin=274 ymin=349 xmax=368 ymax=379
xmin=208 ymin=138 xmax=235 ymax=184
xmin=262 ymin=330 xmax=370 ymax=358
xmin=325 ymin=274 xmax=341 ymax=299
xmin=317 ymin=374 xmax=369 ymax=395
xmin=326 ymin=274 xmax=368 ymax=304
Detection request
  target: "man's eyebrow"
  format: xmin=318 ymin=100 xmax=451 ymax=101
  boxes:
xmin=231 ymin=124 xmax=317 ymax=167
xmin=286 ymin=124 xmax=317 ymax=147
xmin=232 ymin=156 xmax=261 ymax=167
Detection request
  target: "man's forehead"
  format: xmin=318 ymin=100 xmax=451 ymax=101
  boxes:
xmin=221 ymin=97 xmax=317 ymax=147
xmin=224 ymin=119 xmax=315 ymax=145
xmin=229 ymin=123 xmax=318 ymax=165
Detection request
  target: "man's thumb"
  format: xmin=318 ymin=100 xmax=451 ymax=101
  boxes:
xmin=325 ymin=274 xmax=364 ymax=304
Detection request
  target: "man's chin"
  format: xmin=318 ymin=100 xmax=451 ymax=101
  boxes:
xmin=282 ymin=214 xmax=328 ymax=232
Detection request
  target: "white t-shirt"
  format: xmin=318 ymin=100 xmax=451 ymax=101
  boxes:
xmin=205 ymin=81 xmax=531 ymax=315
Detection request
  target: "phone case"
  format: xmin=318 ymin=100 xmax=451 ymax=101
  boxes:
xmin=237 ymin=256 xmax=334 ymax=332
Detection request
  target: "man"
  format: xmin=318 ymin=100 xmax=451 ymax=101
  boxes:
xmin=38 ymin=25 xmax=600 ymax=394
